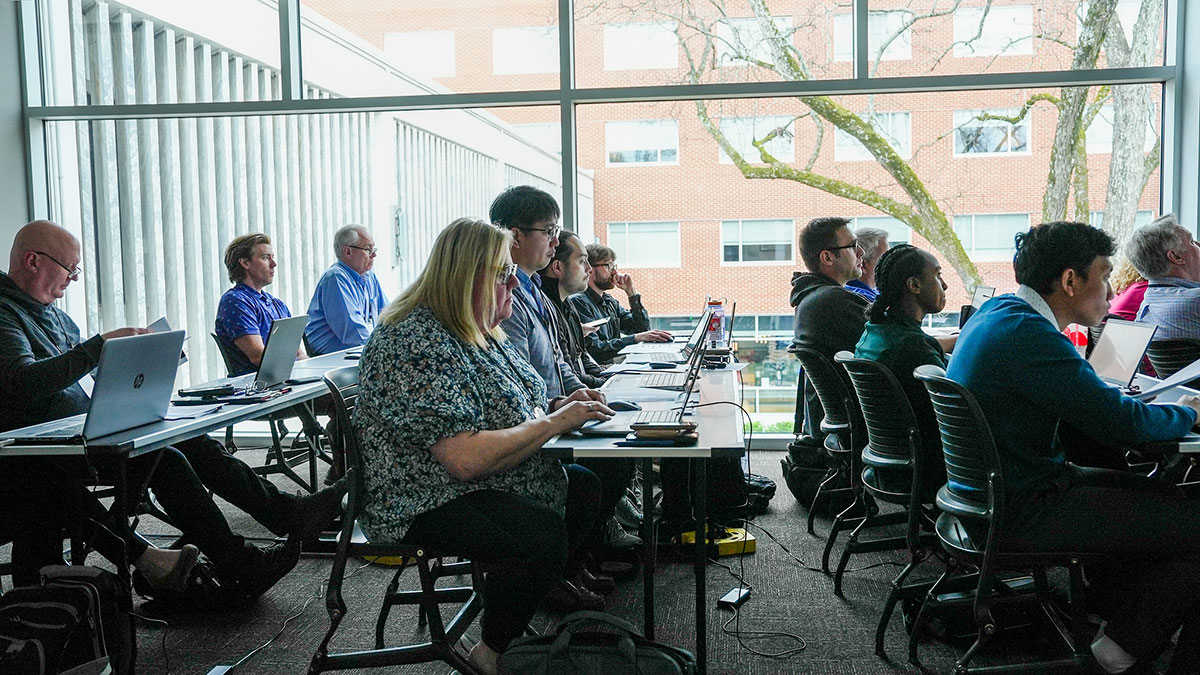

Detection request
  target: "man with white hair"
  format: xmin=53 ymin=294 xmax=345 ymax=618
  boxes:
xmin=1124 ymin=213 xmax=1200 ymax=341
xmin=845 ymin=226 xmax=890 ymax=303
xmin=304 ymin=224 xmax=389 ymax=355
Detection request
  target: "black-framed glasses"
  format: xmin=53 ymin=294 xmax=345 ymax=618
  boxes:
xmin=347 ymin=244 xmax=378 ymax=256
xmin=496 ymin=262 xmax=519 ymax=285
xmin=34 ymin=251 xmax=82 ymax=280
xmin=824 ymin=240 xmax=861 ymax=254
xmin=593 ymin=261 xmax=618 ymax=271
xmin=522 ymin=225 xmax=561 ymax=239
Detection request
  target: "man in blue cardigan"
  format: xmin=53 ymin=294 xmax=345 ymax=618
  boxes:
xmin=948 ymin=221 xmax=1200 ymax=674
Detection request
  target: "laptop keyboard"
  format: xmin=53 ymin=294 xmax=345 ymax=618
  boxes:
xmin=33 ymin=421 xmax=84 ymax=437
xmin=641 ymin=372 xmax=687 ymax=388
xmin=632 ymin=409 xmax=679 ymax=424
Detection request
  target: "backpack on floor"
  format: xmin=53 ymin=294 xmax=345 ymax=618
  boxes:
xmin=498 ymin=611 xmax=696 ymax=675
xmin=39 ymin=566 xmax=135 ymax=675
xmin=781 ymin=436 xmax=852 ymax=515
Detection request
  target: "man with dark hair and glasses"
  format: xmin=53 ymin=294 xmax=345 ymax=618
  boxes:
xmin=791 ymin=216 xmax=868 ymax=441
xmin=569 ymin=243 xmax=671 ymax=365
xmin=303 ymin=224 xmax=389 ymax=356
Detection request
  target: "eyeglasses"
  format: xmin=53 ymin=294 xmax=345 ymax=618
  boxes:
xmin=522 ymin=225 xmax=561 ymax=239
xmin=347 ymin=245 xmax=378 ymax=256
xmin=496 ymin=262 xmax=519 ymax=285
xmin=593 ymin=262 xmax=618 ymax=271
xmin=34 ymin=251 xmax=82 ymax=280
xmin=824 ymin=240 xmax=861 ymax=254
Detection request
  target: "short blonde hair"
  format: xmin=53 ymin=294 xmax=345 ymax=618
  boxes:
xmin=380 ymin=218 xmax=511 ymax=348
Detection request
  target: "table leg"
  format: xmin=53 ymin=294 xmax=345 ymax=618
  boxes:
xmin=695 ymin=458 xmax=707 ymax=675
xmin=113 ymin=458 xmax=131 ymax=587
xmin=641 ymin=456 xmax=656 ymax=640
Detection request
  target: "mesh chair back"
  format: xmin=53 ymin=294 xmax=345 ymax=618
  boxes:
xmin=1146 ymin=339 xmax=1200 ymax=379
xmin=835 ymin=352 xmax=921 ymax=465
xmin=322 ymin=366 xmax=362 ymax=504
xmin=791 ymin=346 xmax=854 ymax=431
xmin=913 ymin=365 xmax=1002 ymax=521
xmin=211 ymin=333 xmax=240 ymax=377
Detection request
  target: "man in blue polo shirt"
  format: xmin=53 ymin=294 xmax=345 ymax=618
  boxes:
xmin=303 ymin=225 xmax=388 ymax=355
xmin=948 ymin=221 xmax=1200 ymax=674
xmin=215 ymin=233 xmax=304 ymax=375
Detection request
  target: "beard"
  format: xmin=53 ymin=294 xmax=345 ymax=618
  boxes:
xmin=596 ymin=275 xmax=615 ymax=291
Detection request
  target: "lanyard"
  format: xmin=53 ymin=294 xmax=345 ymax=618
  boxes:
xmin=485 ymin=336 xmax=544 ymax=418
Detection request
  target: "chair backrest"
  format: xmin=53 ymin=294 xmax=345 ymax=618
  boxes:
xmin=322 ymin=365 xmax=362 ymax=507
xmin=211 ymin=333 xmax=240 ymax=377
xmin=913 ymin=365 xmax=1002 ymax=523
xmin=789 ymin=345 xmax=855 ymax=432
xmin=1146 ymin=339 xmax=1200 ymax=379
xmin=835 ymin=352 xmax=921 ymax=466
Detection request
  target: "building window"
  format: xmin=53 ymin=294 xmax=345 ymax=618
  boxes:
xmin=492 ymin=26 xmax=560 ymax=75
xmin=513 ymin=123 xmax=561 ymax=156
xmin=832 ymin=11 xmax=913 ymax=62
xmin=604 ymin=22 xmax=678 ymax=70
xmin=850 ymin=215 xmax=911 ymax=245
xmin=1086 ymin=104 xmax=1158 ymax=154
xmin=953 ymin=5 xmax=1035 ymax=57
xmin=383 ymin=31 xmax=455 ymax=78
xmin=954 ymin=213 xmax=1031 ymax=261
xmin=953 ymin=109 xmax=1030 ymax=155
xmin=721 ymin=219 xmax=794 ymax=263
xmin=835 ymin=111 xmax=912 ymax=161
xmin=605 ymin=120 xmax=679 ymax=165
xmin=718 ymin=116 xmax=794 ymax=164
xmin=1091 ymin=210 xmax=1154 ymax=229
xmin=608 ymin=221 xmax=681 ymax=267
xmin=716 ymin=16 xmax=793 ymax=67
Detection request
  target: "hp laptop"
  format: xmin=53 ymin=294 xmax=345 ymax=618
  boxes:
xmin=622 ymin=307 xmax=712 ymax=362
xmin=971 ymin=286 xmax=996 ymax=308
xmin=1 ymin=330 xmax=186 ymax=444
xmin=579 ymin=346 xmax=706 ymax=436
xmin=216 ymin=315 xmax=312 ymax=389
xmin=1087 ymin=319 xmax=1157 ymax=393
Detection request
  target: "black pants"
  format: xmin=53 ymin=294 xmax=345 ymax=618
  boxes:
xmin=1004 ymin=464 xmax=1200 ymax=669
xmin=401 ymin=464 xmax=599 ymax=653
xmin=574 ymin=457 xmax=634 ymax=550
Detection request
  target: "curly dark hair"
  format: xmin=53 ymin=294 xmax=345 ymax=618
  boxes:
xmin=1013 ymin=221 xmax=1115 ymax=296
xmin=867 ymin=244 xmax=930 ymax=323
xmin=489 ymin=185 xmax=561 ymax=231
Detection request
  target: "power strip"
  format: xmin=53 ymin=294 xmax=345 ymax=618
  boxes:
xmin=678 ymin=527 xmax=756 ymax=556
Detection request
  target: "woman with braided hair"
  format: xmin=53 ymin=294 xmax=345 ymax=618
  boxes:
xmin=853 ymin=244 xmax=950 ymax=498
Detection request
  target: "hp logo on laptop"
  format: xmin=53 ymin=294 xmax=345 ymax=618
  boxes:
xmin=133 ymin=374 xmax=144 ymax=389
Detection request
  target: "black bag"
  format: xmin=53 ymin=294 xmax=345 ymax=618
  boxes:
xmin=498 ymin=611 xmax=696 ymax=675
xmin=781 ymin=436 xmax=852 ymax=515
xmin=40 ymin=566 xmax=134 ymax=675
xmin=744 ymin=473 xmax=776 ymax=516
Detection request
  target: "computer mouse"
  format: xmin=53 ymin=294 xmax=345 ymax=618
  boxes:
xmin=608 ymin=400 xmax=642 ymax=412
xmin=648 ymin=361 xmax=677 ymax=369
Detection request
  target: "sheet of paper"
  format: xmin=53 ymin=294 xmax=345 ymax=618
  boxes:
xmin=582 ymin=317 xmax=611 ymax=328
xmin=79 ymin=373 xmax=95 ymax=397
xmin=1134 ymin=358 xmax=1200 ymax=401
xmin=165 ymin=403 xmax=225 ymax=420
xmin=603 ymin=362 xmax=654 ymax=374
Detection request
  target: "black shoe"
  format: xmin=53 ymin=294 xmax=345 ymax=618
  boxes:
xmin=578 ymin=566 xmax=615 ymax=595
xmin=289 ymin=476 xmax=349 ymax=542
xmin=545 ymin=578 xmax=605 ymax=612
xmin=238 ymin=539 xmax=301 ymax=600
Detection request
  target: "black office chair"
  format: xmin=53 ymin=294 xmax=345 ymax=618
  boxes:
xmin=835 ymin=352 xmax=940 ymax=656
xmin=787 ymin=346 xmax=857 ymax=539
xmin=911 ymin=365 xmax=1097 ymax=674
xmin=1146 ymin=338 xmax=1200 ymax=380
xmin=308 ymin=365 xmax=483 ymax=675
xmin=211 ymin=333 xmax=328 ymax=492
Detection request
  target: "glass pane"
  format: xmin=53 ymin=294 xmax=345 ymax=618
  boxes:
xmin=40 ymin=0 xmax=282 ymax=106
xmin=866 ymin=0 xmax=1166 ymax=78
xmin=301 ymin=0 xmax=560 ymax=94
xmin=574 ymin=3 xmax=850 ymax=89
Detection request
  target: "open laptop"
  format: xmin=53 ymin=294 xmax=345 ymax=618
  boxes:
xmin=184 ymin=315 xmax=314 ymax=403
xmin=634 ymin=340 xmax=709 ymax=390
xmin=580 ymin=346 xmax=706 ymax=436
xmin=971 ymin=285 xmax=995 ymax=308
xmin=621 ymin=307 xmax=712 ymax=362
xmin=1087 ymin=319 xmax=1157 ymax=393
xmin=1 ymin=330 xmax=186 ymax=444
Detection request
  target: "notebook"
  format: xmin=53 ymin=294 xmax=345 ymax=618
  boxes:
xmin=1 ymin=330 xmax=186 ymax=444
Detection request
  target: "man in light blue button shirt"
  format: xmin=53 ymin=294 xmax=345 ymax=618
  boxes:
xmin=1126 ymin=213 xmax=1200 ymax=341
xmin=304 ymin=225 xmax=389 ymax=355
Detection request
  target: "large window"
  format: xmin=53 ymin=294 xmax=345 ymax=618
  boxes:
xmin=718 ymin=116 xmax=794 ymax=163
xmin=607 ymin=222 xmax=681 ymax=267
xmin=835 ymin=111 xmax=911 ymax=161
xmin=605 ymin=120 xmax=678 ymax=165
xmin=953 ymin=5 xmax=1035 ymax=57
xmin=493 ymin=26 xmax=560 ymax=75
xmin=603 ymin=22 xmax=677 ymax=71
xmin=721 ymin=219 xmax=793 ymax=264
xmin=954 ymin=214 xmax=1032 ymax=261
xmin=832 ymin=11 xmax=913 ymax=62
xmin=954 ymin=109 xmax=1031 ymax=155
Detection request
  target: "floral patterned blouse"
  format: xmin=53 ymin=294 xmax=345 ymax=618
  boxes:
xmin=354 ymin=304 xmax=567 ymax=542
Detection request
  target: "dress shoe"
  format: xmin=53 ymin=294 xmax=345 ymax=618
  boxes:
xmin=545 ymin=578 xmax=605 ymax=612
xmin=289 ymin=476 xmax=349 ymax=542
xmin=238 ymin=539 xmax=301 ymax=600
xmin=577 ymin=565 xmax=615 ymax=595
xmin=604 ymin=516 xmax=643 ymax=549
xmin=614 ymin=494 xmax=643 ymax=531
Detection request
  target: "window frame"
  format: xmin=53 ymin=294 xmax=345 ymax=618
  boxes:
xmin=607 ymin=220 xmax=683 ymax=268
xmin=832 ymin=10 xmax=914 ymax=63
xmin=719 ymin=218 xmax=795 ymax=266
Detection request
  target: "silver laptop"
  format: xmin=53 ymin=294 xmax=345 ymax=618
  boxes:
xmin=214 ymin=315 xmax=312 ymax=390
xmin=971 ymin=286 xmax=995 ymax=308
xmin=634 ymin=340 xmax=709 ymax=390
xmin=1087 ymin=319 xmax=1156 ymax=391
xmin=579 ymin=345 xmax=706 ymax=437
xmin=2 ymin=330 xmax=186 ymax=444
xmin=621 ymin=307 xmax=712 ymax=358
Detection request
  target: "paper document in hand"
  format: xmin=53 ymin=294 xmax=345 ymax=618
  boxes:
xmin=1133 ymin=358 xmax=1200 ymax=401
xmin=147 ymin=317 xmax=189 ymax=366
xmin=582 ymin=317 xmax=611 ymax=328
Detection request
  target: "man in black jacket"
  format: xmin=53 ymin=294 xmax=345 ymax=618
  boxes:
xmin=0 ymin=220 xmax=345 ymax=596
xmin=539 ymin=232 xmax=608 ymax=389
xmin=569 ymin=244 xmax=671 ymax=364
xmin=791 ymin=216 xmax=868 ymax=439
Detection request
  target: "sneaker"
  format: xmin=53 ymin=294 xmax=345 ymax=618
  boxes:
xmin=577 ymin=565 xmax=615 ymax=595
xmin=545 ymin=578 xmax=605 ymax=612
xmin=238 ymin=539 xmax=301 ymax=600
xmin=289 ymin=476 xmax=349 ymax=543
xmin=614 ymin=494 xmax=643 ymax=531
xmin=604 ymin=516 xmax=643 ymax=549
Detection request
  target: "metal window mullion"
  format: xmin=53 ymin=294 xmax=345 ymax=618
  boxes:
xmin=854 ymin=0 xmax=869 ymax=80
xmin=278 ymin=0 xmax=302 ymax=101
xmin=1162 ymin=0 xmax=1187 ymax=219
xmin=558 ymin=0 xmax=576 ymax=233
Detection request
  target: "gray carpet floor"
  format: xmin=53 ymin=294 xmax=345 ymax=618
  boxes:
xmin=3 ymin=446 xmax=1101 ymax=674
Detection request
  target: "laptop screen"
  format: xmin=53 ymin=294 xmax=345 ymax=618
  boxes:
xmin=970 ymin=286 xmax=995 ymax=308
xmin=1088 ymin=319 xmax=1157 ymax=387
